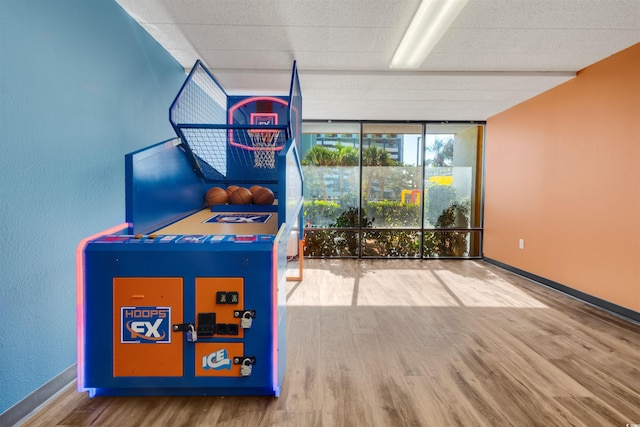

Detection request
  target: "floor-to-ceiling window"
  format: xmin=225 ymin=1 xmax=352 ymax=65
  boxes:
xmin=422 ymin=123 xmax=484 ymax=258
xmin=301 ymin=122 xmax=361 ymax=257
xmin=301 ymin=121 xmax=484 ymax=258
xmin=361 ymin=123 xmax=423 ymax=257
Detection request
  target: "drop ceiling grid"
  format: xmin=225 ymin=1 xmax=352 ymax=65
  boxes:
xmin=152 ymin=0 xmax=420 ymax=28
xmin=114 ymin=0 xmax=640 ymax=120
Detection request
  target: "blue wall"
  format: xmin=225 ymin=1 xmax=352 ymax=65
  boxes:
xmin=0 ymin=0 xmax=185 ymax=413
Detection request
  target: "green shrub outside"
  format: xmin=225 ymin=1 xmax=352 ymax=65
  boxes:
xmin=425 ymin=185 xmax=457 ymax=226
xmin=303 ymin=192 xmax=472 ymax=257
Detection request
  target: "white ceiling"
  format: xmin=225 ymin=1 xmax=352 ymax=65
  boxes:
xmin=116 ymin=0 xmax=640 ymax=121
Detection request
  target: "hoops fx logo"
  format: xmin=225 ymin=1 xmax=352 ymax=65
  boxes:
xmin=121 ymin=306 xmax=171 ymax=344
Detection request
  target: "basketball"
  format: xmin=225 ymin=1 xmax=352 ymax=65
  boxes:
xmin=205 ymin=187 xmax=228 ymax=206
xmin=226 ymin=185 xmax=239 ymax=198
xmin=249 ymin=185 xmax=262 ymax=194
xmin=253 ymin=187 xmax=275 ymax=205
xmin=229 ymin=187 xmax=253 ymax=205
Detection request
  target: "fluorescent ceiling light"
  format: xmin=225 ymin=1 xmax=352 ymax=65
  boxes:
xmin=390 ymin=0 xmax=469 ymax=69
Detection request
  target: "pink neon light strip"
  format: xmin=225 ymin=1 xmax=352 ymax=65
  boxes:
xmin=228 ymin=142 xmax=285 ymax=152
xmin=75 ymin=222 xmax=129 ymax=391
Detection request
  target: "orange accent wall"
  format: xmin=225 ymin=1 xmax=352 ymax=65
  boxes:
xmin=484 ymin=43 xmax=640 ymax=312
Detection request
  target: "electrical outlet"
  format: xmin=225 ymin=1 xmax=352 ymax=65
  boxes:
xmin=519 ymin=239 xmax=525 ymax=249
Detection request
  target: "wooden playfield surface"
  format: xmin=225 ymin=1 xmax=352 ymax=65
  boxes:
xmin=155 ymin=208 xmax=278 ymax=236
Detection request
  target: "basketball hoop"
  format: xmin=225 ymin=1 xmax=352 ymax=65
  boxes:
xmin=248 ymin=129 xmax=281 ymax=169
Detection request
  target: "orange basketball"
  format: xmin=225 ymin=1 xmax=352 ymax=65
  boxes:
xmin=253 ymin=187 xmax=275 ymax=205
xmin=226 ymin=185 xmax=239 ymax=198
xmin=249 ymin=185 xmax=262 ymax=194
xmin=229 ymin=187 xmax=253 ymax=205
xmin=205 ymin=187 xmax=228 ymax=206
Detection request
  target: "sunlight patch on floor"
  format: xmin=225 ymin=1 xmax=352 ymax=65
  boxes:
xmin=432 ymin=269 xmax=548 ymax=308
xmin=287 ymin=268 xmax=355 ymax=306
xmin=287 ymin=263 xmax=549 ymax=309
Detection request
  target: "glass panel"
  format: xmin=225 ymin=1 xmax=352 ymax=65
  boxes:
xmin=424 ymin=124 xmax=483 ymax=228
xmin=301 ymin=121 xmax=484 ymax=259
xmin=361 ymin=124 xmax=423 ymax=232
xmin=302 ymin=122 xmax=361 ymax=256
xmin=362 ymin=230 xmax=421 ymax=258
xmin=423 ymin=230 xmax=482 ymax=258
xmin=301 ymin=122 xmax=360 ymax=227
xmin=304 ymin=228 xmax=359 ymax=257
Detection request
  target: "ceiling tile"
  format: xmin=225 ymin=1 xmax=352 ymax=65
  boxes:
xmin=115 ymin=0 xmax=640 ymax=120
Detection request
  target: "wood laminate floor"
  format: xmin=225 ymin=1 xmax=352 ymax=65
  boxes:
xmin=22 ymin=259 xmax=640 ymax=426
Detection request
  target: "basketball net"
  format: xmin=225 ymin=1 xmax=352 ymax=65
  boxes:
xmin=248 ymin=130 xmax=280 ymax=169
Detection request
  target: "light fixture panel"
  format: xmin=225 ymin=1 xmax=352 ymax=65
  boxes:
xmin=390 ymin=0 xmax=469 ymax=69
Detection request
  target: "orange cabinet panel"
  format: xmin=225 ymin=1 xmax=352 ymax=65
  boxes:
xmin=113 ymin=277 xmax=183 ymax=377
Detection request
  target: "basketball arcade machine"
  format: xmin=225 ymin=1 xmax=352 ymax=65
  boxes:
xmin=77 ymin=60 xmax=303 ymax=397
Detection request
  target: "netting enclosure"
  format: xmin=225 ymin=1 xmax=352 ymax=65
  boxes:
xmin=169 ymin=60 xmax=298 ymax=184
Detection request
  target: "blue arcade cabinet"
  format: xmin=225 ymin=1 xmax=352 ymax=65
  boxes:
xmin=76 ymin=60 xmax=304 ymax=397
